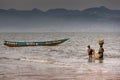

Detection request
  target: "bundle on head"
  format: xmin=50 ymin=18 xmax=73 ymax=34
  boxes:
xmin=98 ymin=39 xmax=104 ymax=46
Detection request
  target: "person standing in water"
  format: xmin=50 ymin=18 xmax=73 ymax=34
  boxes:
xmin=87 ymin=45 xmax=93 ymax=62
xmin=98 ymin=45 xmax=104 ymax=59
xmin=98 ymin=39 xmax=104 ymax=60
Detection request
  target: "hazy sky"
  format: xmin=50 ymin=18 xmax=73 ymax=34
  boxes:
xmin=0 ymin=0 xmax=120 ymax=11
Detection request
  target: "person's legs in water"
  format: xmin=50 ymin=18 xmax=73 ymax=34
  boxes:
xmin=88 ymin=55 xmax=92 ymax=62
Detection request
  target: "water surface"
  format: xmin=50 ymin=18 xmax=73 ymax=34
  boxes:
xmin=0 ymin=32 xmax=120 ymax=80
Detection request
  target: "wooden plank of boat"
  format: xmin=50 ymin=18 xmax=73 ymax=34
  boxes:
xmin=4 ymin=38 xmax=69 ymax=47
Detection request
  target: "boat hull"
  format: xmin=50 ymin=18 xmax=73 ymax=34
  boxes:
xmin=4 ymin=38 xmax=69 ymax=47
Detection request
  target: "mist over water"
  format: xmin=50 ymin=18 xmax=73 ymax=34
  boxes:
xmin=0 ymin=20 xmax=119 ymax=32
xmin=0 ymin=32 xmax=120 ymax=80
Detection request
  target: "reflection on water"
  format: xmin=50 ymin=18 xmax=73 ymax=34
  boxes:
xmin=88 ymin=59 xmax=103 ymax=63
xmin=94 ymin=59 xmax=103 ymax=63
xmin=0 ymin=32 xmax=120 ymax=80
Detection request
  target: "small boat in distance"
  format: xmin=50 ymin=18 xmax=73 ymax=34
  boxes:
xmin=4 ymin=38 xmax=69 ymax=47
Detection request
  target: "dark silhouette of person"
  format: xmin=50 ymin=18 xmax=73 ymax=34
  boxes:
xmin=87 ymin=45 xmax=93 ymax=62
xmin=98 ymin=45 xmax=104 ymax=59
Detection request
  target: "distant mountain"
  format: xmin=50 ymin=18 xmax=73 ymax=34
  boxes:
xmin=82 ymin=6 xmax=120 ymax=21
xmin=83 ymin=6 xmax=111 ymax=13
xmin=0 ymin=6 xmax=120 ymax=21
xmin=0 ymin=6 xmax=120 ymax=32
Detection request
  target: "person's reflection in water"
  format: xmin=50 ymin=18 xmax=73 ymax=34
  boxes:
xmin=94 ymin=59 xmax=103 ymax=63
xmin=99 ymin=59 xmax=103 ymax=63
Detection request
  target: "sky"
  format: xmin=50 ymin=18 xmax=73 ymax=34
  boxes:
xmin=0 ymin=0 xmax=120 ymax=11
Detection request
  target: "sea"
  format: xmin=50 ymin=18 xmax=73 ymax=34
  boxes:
xmin=0 ymin=32 xmax=120 ymax=80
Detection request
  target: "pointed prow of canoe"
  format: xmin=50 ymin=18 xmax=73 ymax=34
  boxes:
xmin=4 ymin=38 xmax=69 ymax=47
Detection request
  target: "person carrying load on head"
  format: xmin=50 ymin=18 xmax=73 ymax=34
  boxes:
xmin=98 ymin=39 xmax=104 ymax=59
xmin=98 ymin=45 xmax=104 ymax=59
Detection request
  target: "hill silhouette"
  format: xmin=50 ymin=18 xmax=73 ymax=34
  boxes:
xmin=0 ymin=6 xmax=120 ymax=32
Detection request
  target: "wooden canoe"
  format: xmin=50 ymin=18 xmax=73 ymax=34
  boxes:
xmin=4 ymin=38 xmax=69 ymax=47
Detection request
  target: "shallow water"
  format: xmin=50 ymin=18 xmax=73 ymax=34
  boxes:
xmin=0 ymin=32 xmax=120 ymax=80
